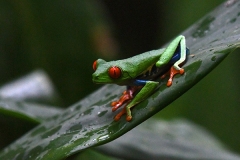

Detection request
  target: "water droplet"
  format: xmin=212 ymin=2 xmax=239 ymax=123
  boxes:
xmin=97 ymin=110 xmax=108 ymax=117
xmin=225 ymin=0 xmax=236 ymax=7
xmin=211 ymin=56 xmax=216 ymax=61
xmin=190 ymin=54 xmax=195 ymax=58
xmin=230 ymin=18 xmax=236 ymax=23
xmin=98 ymin=134 xmax=110 ymax=141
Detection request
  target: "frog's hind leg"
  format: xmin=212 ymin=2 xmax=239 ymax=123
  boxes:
xmin=173 ymin=36 xmax=186 ymax=71
xmin=167 ymin=36 xmax=187 ymax=86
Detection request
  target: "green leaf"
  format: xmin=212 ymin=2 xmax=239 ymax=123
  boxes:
xmin=1 ymin=1 xmax=240 ymax=159
xmin=68 ymin=149 xmax=118 ymax=160
xmin=0 ymin=70 xmax=62 ymax=124
xmin=0 ymin=100 xmax=62 ymax=123
xmin=97 ymin=118 xmax=240 ymax=159
xmin=0 ymin=70 xmax=59 ymax=104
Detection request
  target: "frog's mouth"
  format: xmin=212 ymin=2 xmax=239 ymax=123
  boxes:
xmin=92 ymin=77 xmax=118 ymax=84
xmin=92 ymin=73 xmax=110 ymax=84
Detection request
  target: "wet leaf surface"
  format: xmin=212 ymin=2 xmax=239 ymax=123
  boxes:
xmin=97 ymin=118 xmax=240 ymax=160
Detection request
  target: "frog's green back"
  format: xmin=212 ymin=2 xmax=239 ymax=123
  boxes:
xmin=116 ymin=48 xmax=165 ymax=78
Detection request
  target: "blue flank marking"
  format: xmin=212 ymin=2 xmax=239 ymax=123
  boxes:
xmin=169 ymin=47 xmax=189 ymax=63
xmin=134 ymin=79 xmax=147 ymax=86
xmin=133 ymin=48 xmax=189 ymax=86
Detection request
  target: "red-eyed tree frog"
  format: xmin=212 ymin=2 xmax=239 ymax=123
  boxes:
xmin=92 ymin=35 xmax=189 ymax=122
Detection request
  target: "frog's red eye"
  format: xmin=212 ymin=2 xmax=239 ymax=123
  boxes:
xmin=108 ymin=66 xmax=121 ymax=79
xmin=93 ymin=60 xmax=97 ymax=71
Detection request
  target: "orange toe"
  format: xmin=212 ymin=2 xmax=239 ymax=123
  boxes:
xmin=126 ymin=115 xmax=132 ymax=122
xmin=166 ymin=66 xmax=184 ymax=87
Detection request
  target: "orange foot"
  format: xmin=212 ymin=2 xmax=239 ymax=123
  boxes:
xmin=114 ymin=106 xmax=126 ymax=121
xmin=111 ymin=90 xmax=133 ymax=112
xmin=112 ymin=86 xmax=141 ymax=121
xmin=111 ymin=86 xmax=140 ymax=112
xmin=166 ymin=66 xmax=184 ymax=87
xmin=114 ymin=106 xmax=133 ymax=122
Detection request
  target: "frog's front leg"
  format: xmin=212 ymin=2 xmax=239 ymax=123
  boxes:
xmin=114 ymin=80 xmax=159 ymax=121
xmin=111 ymin=86 xmax=141 ymax=111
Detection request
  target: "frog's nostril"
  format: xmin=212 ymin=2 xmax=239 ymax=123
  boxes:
xmin=92 ymin=74 xmax=99 ymax=82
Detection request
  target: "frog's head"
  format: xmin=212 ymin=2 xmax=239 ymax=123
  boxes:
xmin=92 ymin=59 xmax=132 ymax=85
